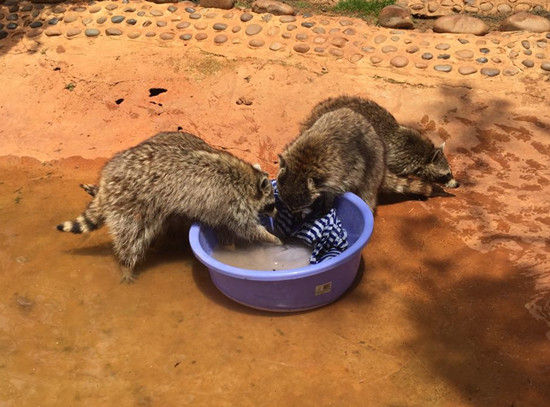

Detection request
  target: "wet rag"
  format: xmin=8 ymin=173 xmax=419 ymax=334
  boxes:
xmin=271 ymin=180 xmax=348 ymax=264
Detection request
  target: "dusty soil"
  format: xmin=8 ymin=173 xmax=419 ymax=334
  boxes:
xmin=1 ymin=5 xmax=550 ymax=407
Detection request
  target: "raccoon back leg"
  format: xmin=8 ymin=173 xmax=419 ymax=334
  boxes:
xmin=107 ymin=213 xmax=164 ymax=283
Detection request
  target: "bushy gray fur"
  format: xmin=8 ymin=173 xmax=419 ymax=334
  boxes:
xmin=301 ymin=95 xmax=459 ymax=188
xmin=57 ymin=132 xmax=280 ymax=282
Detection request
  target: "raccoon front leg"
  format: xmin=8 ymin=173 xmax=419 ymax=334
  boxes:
xmin=230 ymin=217 xmax=282 ymax=246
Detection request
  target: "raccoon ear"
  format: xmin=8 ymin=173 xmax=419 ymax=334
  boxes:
xmin=258 ymin=175 xmax=270 ymax=192
xmin=252 ymin=163 xmax=262 ymax=171
xmin=430 ymin=148 xmax=442 ymax=163
xmin=439 ymin=142 xmax=446 ymax=151
xmin=278 ymin=154 xmax=286 ymax=168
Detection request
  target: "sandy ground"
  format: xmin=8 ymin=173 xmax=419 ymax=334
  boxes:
xmin=1 ymin=9 xmax=550 ymax=407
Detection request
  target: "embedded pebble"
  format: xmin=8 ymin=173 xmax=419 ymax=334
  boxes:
xmin=30 ymin=21 xmax=43 ymax=28
xmin=541 ymin=62 xmax=550 ymax=71
xmin=406 ymin=45 xmax=418 ymax=53
xmin=374 ymin=35 xmax=386 ymax=44
xmin=314 ymin=47 xmax=325 ymax=53
xmin=522 ymin=59 xmax=534 ymax=67
xmin=106 ymin=28 xmax=122 ymax=36
xmin=382 ymin=45 xmax=397 ymax=53
xmin=459 ymin=66 xmax=477 ymax=75
xmin=160 ymin=32 xmax=174 ymax=40
xmin=521 ymin=40 xmax=530 ymax=49
xmin=314 ymin=36 xmax=326 ymax=44
xmin=287 ymin=24 xmax=297 ymax=31
xmin=89 ymin=6 xmax=101 ymax=13
xmin=331 ymin=37 xmax=347 ymax=48
xmin=97 ymin=17 xmax=107 ymax=24
xmin=340 ymin=19 xmax=352 ymax=26
xmin=0 ymin=31 xmax=9 ymax=39
xmin=45 ymin=28 xmax=61 ymax=36
xmin=350 ymin=54 xmax=363 ymax=63
xmin=177 ymin=22 xmax=190 ymax=29
xmin=503 ymin=67 xmax=519 ymax=76
xmin=280 ymin=16 xmax=296 ymax=23
xmin=180 ymin=33 xmax=192 ymax=40
xmin=127 ymin=19 xmax=137 ymax=25
xmin=479 ymin=47 xmax=489 ymax=54
xmin=434 ymin=64 xmax=452 ymax=72
xmin=249 ymin=38 xmax=265 ymax=47
xmin=313 ymin=27 xmax=325 ymax=34
xmin=48 ymin=18 xmax=59 ymax=25
xmin=302 ymin=22 xmax=314 ymax=28
xmin=206 ymin=13 xmax=217 ymax=19
xmin=476 ymin=57 xmax=488 ymax=63
xmin=246 ymin=24 xmax=262 ymax=35
xmin=438 ymin=54 xmax=450 ymax=60
xmin=232 ymin=26 xmax=241 ymax=33
xmin=85 ymin=28 xmax=100 ymax=37
xmin=145 ymin=32 xmax=156 ymax=37
xmin=214 ymin=34 xmax=227 ymax=44
xmin=168 ymin=6 xmax=178 ymax=13
xmin=157 ymin=21 xmax=167 ymax=27
xmin=151 ymin=10 xmax=163 ymax=17
xmin=362 ymin=46 xmax=375 ymax=53
xmin=458 ymin=38 xmax=469 ymax=44
xmin=112 ymin=16 xmax=125 ymax=24
xmin=195 ymin=22 xmax=207 ymax=30
xmin=524 ymin=49 xmax=532 ymax=56
xmin=241 ymin=13 xmax=253 ymax=22
xmin=6 ymin=22 xmax=17 ymax=30
xmin=128 ymin=31 xmax=141 ymax=39
xmin=6 ymin=14 xmax=17 ymax=21
xmin=67 ymin=28 xmax=81 ymax=37
xmin=270 ymin=42 xmax=283 ymax=51
xmin=143 ymin=20 xmax=152 ymax=27
xmin=63 ymin=15 xmax=77 ymax=24
xmin=185 ymin=7 xmax=195 ymax=13
xmin=330 ymin=48 xmax=344 ymax=57
xmin=27 ymin=29 xmax=42 ymax=38
xmin=296 ymin=34 xmax=308 ymax=41
xmin=213 ymin=23 xmax=227 ymax=31
xmin=370 ymin=56 xmax=382 ymax=64
xmin=106 ymin=4 xmax=118 ymax=11
xmin=282 ymin=32 xmax=291 ymax=39
xmin=223 ymin=13 xmax=234 ymax=19
xmin=481 ymin=68 xmax=500 ymax=77
xmin=294 ymin=43 xmax=310 ymax=53
xmin=390 ymin=56 xmax=409 ymax=67
xmin=435 ymin=43 xmax=450 ymax=50
xmin=196 ymin=32 xmax=207 ymax=40
xmin=267 ymin=26 xmax=279 ymax=36
xmin=189 ymin=13 xmax=201 ymax=19
xmin=456 ymin=49 xmax=474 ymax=59
xmin=137 ymin=11 xmax=145 ymax=17
xmin=422 ymin=53 xmax=433 ymax=60
xmin=492 ymin=57 xmax=501 ymax=63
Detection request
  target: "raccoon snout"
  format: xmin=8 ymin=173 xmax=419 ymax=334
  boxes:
xmin=445 ymin=179 xmax=459 ymax=188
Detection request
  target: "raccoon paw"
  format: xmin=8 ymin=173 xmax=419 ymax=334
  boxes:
xmin=120 ymin=268 xmax=136 ymax=284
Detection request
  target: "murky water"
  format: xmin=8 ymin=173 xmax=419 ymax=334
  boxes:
xmin=212 ymin=242 xmax=312 ymax=271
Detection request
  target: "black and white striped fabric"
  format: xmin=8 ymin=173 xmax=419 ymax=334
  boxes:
xmin=271 ymin=180 xmax=348 ymax=264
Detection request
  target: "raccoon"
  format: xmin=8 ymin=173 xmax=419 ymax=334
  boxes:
xmin=57 ymin=131 xmax=280 ymax=283
xmin=277 ymin=108 xmax=386 ymax=214
xmin=301 ymin=95 xmax=459 ymax=189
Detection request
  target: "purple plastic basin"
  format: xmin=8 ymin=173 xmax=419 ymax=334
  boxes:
xmin=189 ymin=192 xmax=374 ymax=312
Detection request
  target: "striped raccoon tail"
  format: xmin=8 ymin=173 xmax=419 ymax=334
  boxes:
xmin=56 ymin=198 xmax=104 ymax=234
xmin=382 ymin=172 xmax=453 ymax=197
xmin=80 ymin=183 xmax=98 ymax=197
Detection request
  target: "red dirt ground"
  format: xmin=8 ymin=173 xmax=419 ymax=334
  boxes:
xmin=1 ymin=12 xmax=549 ymax=407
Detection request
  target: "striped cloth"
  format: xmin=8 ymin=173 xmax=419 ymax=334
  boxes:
xmin=271 ymin=180 xmax=348 ymax=264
